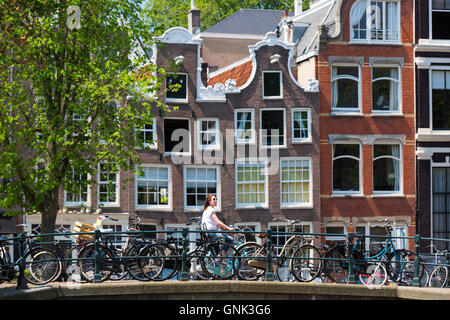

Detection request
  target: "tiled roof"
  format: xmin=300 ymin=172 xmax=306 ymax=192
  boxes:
xmin=207 ymin=59 xmax=253 ymax=88
xmin=204 ymin=9 xmax=289 ymax=35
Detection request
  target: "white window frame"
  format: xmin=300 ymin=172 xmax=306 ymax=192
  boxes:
xmin=324 ymin=223 xmax=347 ymax=242
xmin=235 ymin=159 xmax=269 ymax=209
xmin=332 ymin=143 xmax=362 ymax=195
xmin=64 ymin=169 xmax=91 ymax=207
xmin=291 ymin=108 xmax=312 ymax=143
xmin=183 ymin=165 xmax=221 ymax=212
xmin=97 ymin=162 xmax=120 ymax=207
xmin=196 ymin=118 xmax=220 ymax=151
xmin=136 ymin=118 xmax=157 ymax=149
xmin=262 ymin=70 xmax=283 ymax=100
xmin=372 ymin=142 xmax=403 ymax=195
xmin=234 ymin=222 xmax=261 ymax=244
xmin=429 ymin=67 xmax=450 ymax=133
xmin=260 ymin=108 xmax=287 ymax=149
xmin=280 ymin=157 xmax=313 ymax=208
xmin=331 ymin=64 xmax=361 ymax=113
xmin=350 ymin=0 xmax=401 ymax=44
xmin=165 ymin=73 xmax=188 ymax=104
xmin=268 ymin=221 xmax=313 ymax=254
xmin=371 ymin=64 xmax=402 ymax=115
xmin=163 ymin=117 xmax=191 ymax=156
xmin=429 ymin=0 xmax=450 ymax=42
xmin=356 ymin=222 xmax=407 ymax=252
xmin=234 ymin=109 xmax=256 ymax=145
xmin=165 ymin=223 xmax=200 ymax=251
xmin=135 ymin=164 xmax=172 ymax=211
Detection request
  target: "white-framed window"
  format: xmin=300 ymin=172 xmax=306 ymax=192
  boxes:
xmin=331 ymin=65 xmax=361 ymax=112
xmin=165 ymin=73 xmax=188 ymax=103
xmin=235 ymin=159 xmax=268 ymax=209
xmin=431 ymin=70 xmax=450 ymax=131
xmin=98 ymin=163 xmax=119 ymax=206
xmin=332 ymin=143 xmax=362 ymax=194
xmin=373 ymin=143 xmax=402 ymax=194
xmin=280 ymin=158 xmax=312 ymax=208
xmin=268 ymin=222 xmax=312 ymax=256
xmin=163 ymin=118 xmax=191 ymax=154
xmin=260 ymin=108 xmax=286 ymax=148
xmin=356 ymin=223 xmax=407 ymax=254
xmin=430 ymin=0 xmax=450 ymax=40
xmin=165 ymin=223 xmax=200 ymax=251
xmin=324 ymin=224 xmax=347 ymax=243
xmin=432 ymin=167 xmax=450 ymax=251
xmin=350 ymin=0 xmax=400 ymax=43
xmin=136 ymin=118 xmax=157 ymax=149
xmin=292 ymin=108 xmax=311 ymax=143
xmin=234 ymin=222 xmax=261 ymax=243
xmin=197 ymin=118 xmax=220 ymax=150
xmin=135 ymin=164 xmax=171 ymax=210
xmin=184 ymin=166 xmax=220 ymax=211
xmin=372 ymin=66 xmax=400 ymax=113
xmin=262 ymin=71 xmax=282 ymax=99
xmin=234 ymin=109 xmax=255 ymax=144
xmin=64 ymin=168 xmax=90 ymax=207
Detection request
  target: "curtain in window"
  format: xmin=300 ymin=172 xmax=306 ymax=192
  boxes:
xmin=387 ymin=1 xmax=399 ymax=40
xmin=391 ymin=144 xmax=400 ymax=191
xmin=331 ymin=67 xmax=338 ymax=108
xmin=389 ymin=67 xmax=399 ymax=111
xmin=350 ymin=0 xmax=367 ymax=39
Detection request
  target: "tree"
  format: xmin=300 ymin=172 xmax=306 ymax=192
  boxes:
xmin=143 ymin=0 xmax=296 ymax=36
xmin=0 ymin=0 xmax=166 ymax=238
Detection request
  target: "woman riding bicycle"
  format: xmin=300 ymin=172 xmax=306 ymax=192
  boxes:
xmin=201 ymin=194 xmax=234 ymax=254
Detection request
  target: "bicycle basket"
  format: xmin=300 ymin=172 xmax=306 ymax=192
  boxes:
xmin=73 ymin=221 xmax=95 ymax=242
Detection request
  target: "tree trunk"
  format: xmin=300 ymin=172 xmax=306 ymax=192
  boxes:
xmin=40 ymin=187 xmax=60 ymax=249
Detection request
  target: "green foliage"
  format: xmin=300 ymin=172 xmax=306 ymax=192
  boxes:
xmin=144 ymin=0 xmax=295 ymax=36
xmin=0 ymin=0 xmax=165 ymax=232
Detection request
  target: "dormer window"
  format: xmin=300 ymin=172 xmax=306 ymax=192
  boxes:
xmin=262 ymin=71 xmax=282 ymax=99
xmin=350 ymin=0 xmax=399 ymax=43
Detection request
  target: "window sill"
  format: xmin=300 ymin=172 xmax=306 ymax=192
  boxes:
xmin=330 ymin=112 xmax=364 ymax=117
xmin=165 ymin=98 xmax=188 ymax=104
xmin=292 ymin=139 xmax=312 ymax=144
xmin=349 ymin=41 xmax=403 ymax=46
xmin=262 ymin=96 xmax=283 ymax=100
xmin=281 ymin=204 xmax=313 ymax=209
xmin=260 ymin=145 xmax=288 ymax=150
xmin=330 ymin=194 xmax=365 ymax=198
xmin=98 ymin=204 xmax=121 ymax=208
xmin=236 ymin=205 xmax=269 ymax=210
xmin=135 ymin=207 xmax=172 ymax=212
xmin=370 ymin=194 xmax=405 ymax=198
xmin=236 ymin=140 xmax=256 ymax=145
xmin=370 ymin=112 xmax=404 ymax=117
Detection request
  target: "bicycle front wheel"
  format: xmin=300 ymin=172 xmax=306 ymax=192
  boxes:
xmin=386 ymin=249 xmax=425 ymax=286
xmin=235 ymin=242 xmax=266 ymax=281
xmin=201 ymin=242 xmax=237 ymax=280
xmin=138 ymin=243 xmax=177 ymax=281
xmin=77 ymin=245 xmax=114 ymax=283
xmin=323 ymin=245 xmax=349 ymax=283
xmin=290 ymin=244 xmax=322 ymax=282
xmin=429 ymin=266 xmax=448 ymax=288
xmin=358 ymin=262 xmax=388 ymax=286
xmin=24 ymin=249 xmax=62 ymax=285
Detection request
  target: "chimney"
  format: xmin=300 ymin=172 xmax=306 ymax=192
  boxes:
xmin=295 ymin=0 xmax=303 ymax=16
xmin=188 ymin=0 xmax=201 ymax=35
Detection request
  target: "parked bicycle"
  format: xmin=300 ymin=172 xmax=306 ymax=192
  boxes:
xmin=427 ymin=244 xmax=449 ymax=288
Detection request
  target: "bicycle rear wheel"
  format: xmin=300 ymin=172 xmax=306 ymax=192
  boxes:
xmin=358 ymin=262 xmax=388 ymax=286
xmin=386 ymin=249 xmax=425 ymax=286
xmin=138 ymin=243 xmax=177 ymax=281
xmin=77 ymin=245 xmax=114 ymax=283
xmin=201 ymin=242 xmax=237 ymax=280
xmin=124 ymin=245 xmax=150 ymax=281
xmin=323 ymin=245 xmax=349 ymax=283
xmin=24 ymin=249 xmax=62 ymax=285
xmin=290 ymin=244 xmax=322 ymax=282
xmin=429 ymin=266 xmax=448 ymax=288
xmin=235 ymin=242 xmax=266 ymax=281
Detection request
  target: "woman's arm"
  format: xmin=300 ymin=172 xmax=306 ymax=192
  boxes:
xmin=211 ymin=211 xmax=234 ymax=231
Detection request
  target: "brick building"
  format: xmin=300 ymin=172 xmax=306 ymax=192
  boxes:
xmin=278 ymin=0 xmax=415 ymax=251
xmin=25 ymin=8 xmax=320 ymax=250
xmin=415 ymin=0 xmax=450 ymax=250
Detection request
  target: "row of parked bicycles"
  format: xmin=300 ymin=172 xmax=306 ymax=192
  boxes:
xmin=0 ymin=216 xmax=449 ymax=288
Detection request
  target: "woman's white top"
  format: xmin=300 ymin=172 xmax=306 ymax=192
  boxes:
xmin=202 ymin=206 xmax=217 ymax=231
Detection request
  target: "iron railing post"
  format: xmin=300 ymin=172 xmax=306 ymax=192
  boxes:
xmin=412 ymin=234 xmax=421 ymax=287
xmin=93 ymin=229 xmax=102 ymax=283
xmin=16 ymin=232 xmax=28 ymax=290
xmin=179 ymin=228 xmax=190 ymax=281
xmin=347 ymin=232 xmax=357 ymax=284
xmin=264 ymin=228 xmax=274 ymax=281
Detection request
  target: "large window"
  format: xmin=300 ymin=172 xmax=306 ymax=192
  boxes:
xmin=280 ymin=158 xmax=312 ymax=207
xmin=432 ymin=70 xmax=450 ymax=130
xmin=331 ymin=66 xmax=360 ymax=111
xmin=184 ymin=166 xmax=219 ymax=210
xmin=235 ymin=109 xmax=255 ymax=144
xmin=332 ymin=144 xmax=361 ymax=193
xmin=431 ymin=0 xmax=450 ymax=40
xmin=262 ymin=71 xmax=282 ymax=99
xmin=373 ymin=144 xmax=401 ymax=193
xmin=432 ymin=167 xmax=450 ymax=251
xmin=350 ymin=0 xmax=400 ymax=42
xmin=136 ymin=165 xmax=170 ymax=209
xmin=166 ymin=73 xmax=188 ymax=102
xmin=236 ymin=161 xmax=267 ymax=208
xmin=292 ymin=108 xmax=311 ymax=143
xmin=163 ymin=118 xmax=190 ymax=154
xmin=372 ymin=67 xmax=400 ymax=112
xmin=260 ymin=109 xmax=285 ymax=147
xmin=98 ymin=163 xmax=119 ymax=206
